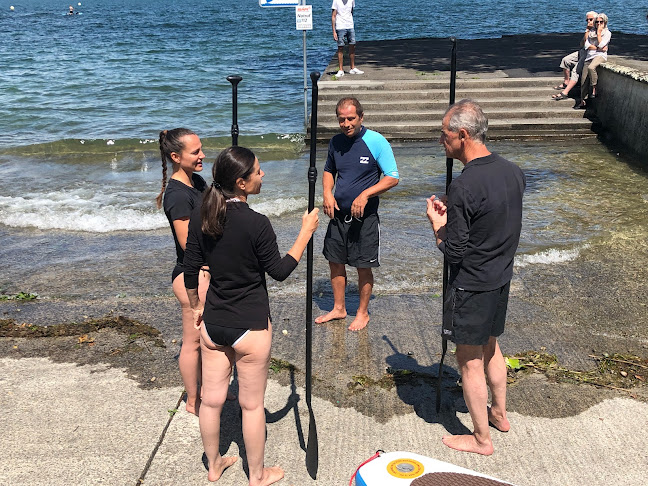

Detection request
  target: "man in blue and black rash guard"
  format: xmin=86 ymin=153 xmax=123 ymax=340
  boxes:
xmin=315 ymin=97 xmax=399 ymax=331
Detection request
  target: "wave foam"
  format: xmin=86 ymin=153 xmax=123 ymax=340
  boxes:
xmin=516 ymin=246 xmax=586 ymax=267
xmin=0 ymin=193 xmax=316 ymax=233
xmin=0 ymin=195 xmax=166 ymax=232
xmin=250 ymin=197 xmax=309 ymax=217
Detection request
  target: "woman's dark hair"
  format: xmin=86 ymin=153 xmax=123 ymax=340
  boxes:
xmin=156 ymin=128 xmax=196 ymax=209
xmin=201 ymin=146 xmax=257 ymax=238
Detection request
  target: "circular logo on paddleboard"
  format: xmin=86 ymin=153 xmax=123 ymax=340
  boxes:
xmin=386 ymin=458 xmax=425 ymax=479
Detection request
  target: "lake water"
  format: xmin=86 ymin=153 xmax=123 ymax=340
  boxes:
xmin=1 ymin=0 xmax=647 ymax=298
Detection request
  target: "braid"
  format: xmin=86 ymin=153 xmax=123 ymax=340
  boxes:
xmin=155 ymin=130 xmax=169 ymax=209
xmin=156 ymin=128 xmax=195 ymax=209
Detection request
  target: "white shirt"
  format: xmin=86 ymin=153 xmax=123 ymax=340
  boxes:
xmin=332 ymin=0 xmax=355 ymax=30
xmin=584 ymin=29 xmax=611 ymax=62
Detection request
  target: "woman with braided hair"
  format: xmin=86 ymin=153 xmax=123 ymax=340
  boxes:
xmin=156 ymin=128 xmax=209 ymax=416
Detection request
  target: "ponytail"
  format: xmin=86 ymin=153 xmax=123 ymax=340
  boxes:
xmin=156 ymin=127 xmax=196 ymax=209
xmin=201 ymin=146 xmax=256 ymax=238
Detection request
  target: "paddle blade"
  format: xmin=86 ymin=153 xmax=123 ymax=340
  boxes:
xmin=306 ymin=410 xmax=319 ymax=478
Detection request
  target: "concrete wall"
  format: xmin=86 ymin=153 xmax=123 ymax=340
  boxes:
xmin=596 ymin=64 xmax=648 ymax=162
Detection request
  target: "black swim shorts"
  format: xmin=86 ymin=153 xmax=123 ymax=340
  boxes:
xmin=442 ymin=282 xmax=510 ymax=346
xmin=322 ymin=212 xmax=380 ymax=268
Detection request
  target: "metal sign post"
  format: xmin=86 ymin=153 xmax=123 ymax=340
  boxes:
xmin=259 ymin=0 xmax=311 ymax=129
xmin=296 ymin=3 xmax=313 ymax=129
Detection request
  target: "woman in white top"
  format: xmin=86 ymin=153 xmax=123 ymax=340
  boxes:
xmin=579 ymin=13 xmax=611 ymax=108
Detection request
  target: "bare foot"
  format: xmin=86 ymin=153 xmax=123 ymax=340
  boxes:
xmin=186 ymin=397 xmax=201 ymax=417
xmin=348 ymin=313 xmax=369 ymax=331
xmin=249 ymin=466 xmax=284 ymax=486
xmin=488 ymin=407 xmax=510 ymax=432
xmin=207 ymin=455 xmax=238 ymax=482
xmin=442 ymin=434 xmax=494 ymax=456
xmin=315 ymin=309 xmax=346 ymax=324
xmin=226 ymin=390 xmax=237 ymax=401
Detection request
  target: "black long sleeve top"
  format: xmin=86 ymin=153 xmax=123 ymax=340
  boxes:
xmin=184 ymin=201 xmax=298 ymax=330
xmin=439 ymin=153 xmax=526 ymax=291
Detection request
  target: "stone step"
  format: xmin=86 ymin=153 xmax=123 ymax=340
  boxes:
xmin=318 ymin=97 xmax=580 ymax=111
xmin=316 ymin=117 xmax=593 ymax=130
xmin=318 ymin=86 xmax=571 ymax=101
xmin=308 ymin=130 xmax=596 ymax=142
xmin=313 ymin=76 xmax=593 ymax=141
xmin=317 ymin=107 xmax=586 ymax=123
xmin=309 ymin=128 xmax=596 ymax=142
xmin=311 ymin=117 xmax=594 ymax=141
xmin=318 ymin=76 xmax=562 ymax=90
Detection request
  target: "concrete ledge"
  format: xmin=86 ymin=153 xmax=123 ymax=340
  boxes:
xmin=596 ymin=62 xmax=648 ymax=162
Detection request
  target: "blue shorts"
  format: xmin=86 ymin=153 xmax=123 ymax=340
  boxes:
xmin=336 ymin=28 xmax=356 ymax=47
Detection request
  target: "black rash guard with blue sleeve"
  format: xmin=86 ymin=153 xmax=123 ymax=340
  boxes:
xmin=324 ymin=126 xmax=399 ymax=215
xmin=184 ymin=201 xmax=298 ymax=330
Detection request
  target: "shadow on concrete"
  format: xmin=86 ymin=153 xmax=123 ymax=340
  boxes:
xmin=265 ymin=369 xmax=305 ymax=452
xmin=203 ymin=370 xmax=304 ymax=481
xmin=334 ymin=33 xmax=648 ymax=77
xmin=382 ymin=335 xmax=469 ymax=435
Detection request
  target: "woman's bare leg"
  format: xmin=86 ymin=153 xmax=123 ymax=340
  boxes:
xmin=199 ymin=327 xmax=238 ymax=481
xmin=234 ymin=322 xmax=283 ymax=486
xmin=173 ymin=270 xmax=209 ymax=415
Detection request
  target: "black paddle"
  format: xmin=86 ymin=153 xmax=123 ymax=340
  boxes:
xmin=305 ymin=71 xmax=320 ymax=478
xmin=436 ymin=37 xmax=457 ymax=414
xmin=226 ymin=75 xmax=242 ymax=146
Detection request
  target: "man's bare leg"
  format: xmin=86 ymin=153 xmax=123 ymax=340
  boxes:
xmin=349 ymin=45 xmax=356 ymax=70
xmin=484 ymin=337 xmax=510 ymax=432
xmin=315 ymin=262 xmax=348 ymax=324
xmin=337 ymin=47 xmax=344 ymax=72
xmin=442 ymin=344 xmax=494 ymax=455
xmin=553 ymin=77 xmax=578 ymax=98
xmin=348 ymin=267 xmax=373 ymax=331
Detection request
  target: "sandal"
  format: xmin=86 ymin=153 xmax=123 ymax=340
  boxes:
xmin=552 ymin=92 xmax=569 ymax=100
xmin=573 ymin=101 xmax=586 ymax=110
xmin=553 ymin=82 xmax=568 ymax=90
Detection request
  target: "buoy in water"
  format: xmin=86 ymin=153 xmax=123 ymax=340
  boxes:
xmin=354 ymin=451 xmax=516 ymax=486
xmin=10 ymin=5 xmax=15 ymax=10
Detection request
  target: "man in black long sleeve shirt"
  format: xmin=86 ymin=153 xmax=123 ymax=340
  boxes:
xmin=427 ymin=100 xmax=525 ymax=456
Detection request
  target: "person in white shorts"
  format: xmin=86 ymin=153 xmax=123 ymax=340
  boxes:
xmin=332 ymin=0 xmax=364 ymax=77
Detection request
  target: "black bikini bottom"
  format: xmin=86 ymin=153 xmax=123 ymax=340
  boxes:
xmin=204 ymin=323 xmax=250 ymax=347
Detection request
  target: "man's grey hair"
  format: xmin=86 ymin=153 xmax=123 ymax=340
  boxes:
xmin=445 ymin=99 xmax=488 ymax=144
xmin=586 ymin=11 xmax=598 ymax=18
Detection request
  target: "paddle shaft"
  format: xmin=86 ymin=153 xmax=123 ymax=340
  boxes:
xmin=226 ymin=75 xmax=242 ymax=146
xmin=305 ymin=71 xmax=320 ymax=478
xmin=437 ymin=37 xmax=457 ymax=413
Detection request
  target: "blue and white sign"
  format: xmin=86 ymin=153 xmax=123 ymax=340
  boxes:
xmin=259 ymin=0 xmax=300 ymax=7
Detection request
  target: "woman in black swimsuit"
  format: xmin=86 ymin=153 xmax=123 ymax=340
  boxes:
xmin=184 ymin=146 xmax=319 ymax=484
xmin=156 ymin=128 xmax=209 ymax=416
